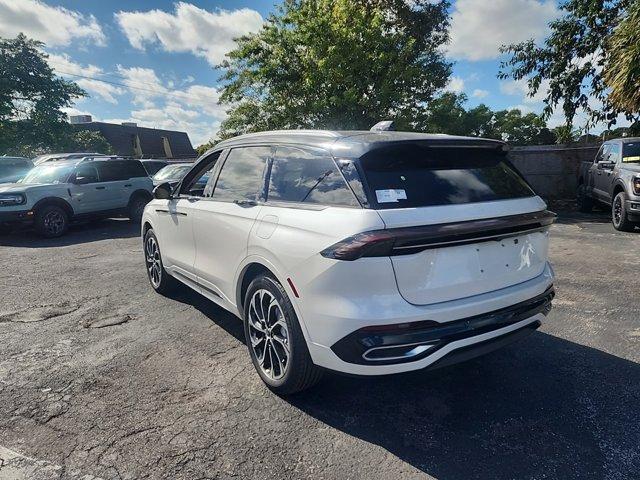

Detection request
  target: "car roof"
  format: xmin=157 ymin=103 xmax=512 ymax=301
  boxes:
xmin=213 ymin=129 xmax=506 ymax=158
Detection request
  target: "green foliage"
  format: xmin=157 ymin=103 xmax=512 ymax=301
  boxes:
xmin=552 ymin=124 xmax=578 ymax=144
xmin=66 ymin=130 xmax=114 ymax=154
xmin=218 ymin=0 xmax=451 ymax=138
xmin=0 ymin=34 xmax=86 ymax=156
xmin=423 ymin=93 xmax=556 ymax=145
xmin=603 ymin=1 xmax=640 ymax=113
xmin=195 ymin=141 xmax=216 ymax=156
xmin=499 ymin=0 xmax=635 ymax=129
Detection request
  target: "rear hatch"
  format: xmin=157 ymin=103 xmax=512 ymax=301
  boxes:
xmin=359 ymin=142 xmax=551 ymax=305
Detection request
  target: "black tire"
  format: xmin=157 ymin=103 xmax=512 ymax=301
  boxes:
xmin=34 ymin=205 xmax=69 ymax=238
xmin=612 ymin=191 xmax=637 ymax=232
xmin=577 ymin=184 xmax=593 ymax=213
xmin=143 ymin=229 xmax=179 ymax=294
xmin=128 ymin=194 xmax=150 ymax=222
xmin=243 ymin=274 xmax=322 ymax=395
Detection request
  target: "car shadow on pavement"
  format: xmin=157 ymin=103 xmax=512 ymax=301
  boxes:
xmin=0 ymin=219 xmax=140 ymax=248
xmin=555 ymin=210 xmax=612 ymax=225
xmin=289 ymin=332 xmax=640 ymax=480
xmin=165 ymin=287 xmax=246 ymax=343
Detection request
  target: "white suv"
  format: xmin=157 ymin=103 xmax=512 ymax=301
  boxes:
xmin=0 ymin=158 xmax=153 ymax=237
xmin=142 ymin=130 xmax=555 ymax=394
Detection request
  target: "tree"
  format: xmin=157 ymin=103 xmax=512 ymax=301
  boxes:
xmin=218 ymin=0 xmax=451 ymax=138
xmin=0 ymin=34 xmax=86 ymax=155
xmin=195 ymin=141 xmax=216 ymax=156
xmin=552 ymin=125 xmax=578 ymax=144
xmin=499 ymin=0 xmax=635 ymax=130
xmin=66 ymin=130 xmax=114 ymax=154
xmin=420 ymin=93 xmax=497 ymax=138
xmin=603 ymin=1 xmax=640 ymax=114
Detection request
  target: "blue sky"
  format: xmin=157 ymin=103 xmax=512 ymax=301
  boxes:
xmin=1 ymin=0 xmax=575 ymax=146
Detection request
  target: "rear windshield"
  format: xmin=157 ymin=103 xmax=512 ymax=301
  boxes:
xmin=359 ymin=144 xmax=535 ymax=209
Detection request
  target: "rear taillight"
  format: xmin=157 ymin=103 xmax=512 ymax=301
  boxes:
xmin=320 ymin=209 xmax=557 ymax=261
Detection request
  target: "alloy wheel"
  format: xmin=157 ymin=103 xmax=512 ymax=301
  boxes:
xmin=613 ymin=197 xmax=622 ymax=225
xmin=44 ymin=210 xmax=65 ymax=236
xmin=145 ymin=236 xmax=162 ymax=288
xmin=248 ymin=289 xmax=290 ymax=380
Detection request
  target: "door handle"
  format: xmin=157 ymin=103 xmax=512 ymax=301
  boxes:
xmin=124 ymin=184 xmax=132 ymax=187
xmin=95 ymin=186 xmax=106 ymax=190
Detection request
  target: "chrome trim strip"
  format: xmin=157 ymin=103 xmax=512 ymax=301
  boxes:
xmin=362 ymin=342 xmax=435 ymax=362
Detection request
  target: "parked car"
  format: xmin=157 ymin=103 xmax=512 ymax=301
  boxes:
xmin=0 ymin=158 xmax=152 ymax=237
xmin=32 ymin=152 xmax=104 ymax=166
xmin=141 ymin=159 xmax=169 ymax=176
xmin=577 ymin=137 xmax=640 ymax=231
xmin=142 ymin=129 xmax=556 ymax=394
xmin=0 ymin=156 xmax=33 ymax=184
xmin=152 ymin=163 xmax=207 ymax=191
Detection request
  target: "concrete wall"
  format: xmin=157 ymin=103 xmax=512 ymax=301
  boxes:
xmin=508 ymin=144 xmax=600 ymax=200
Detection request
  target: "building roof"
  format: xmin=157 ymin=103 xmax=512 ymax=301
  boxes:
xmin=214 ymin=130 xmax=505 ymax=158
xmin=74 ymin=122 xmax=196 ymax=159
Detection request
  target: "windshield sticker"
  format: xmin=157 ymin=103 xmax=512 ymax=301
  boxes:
xmin=376 ymin=189 xmax=398 ymax=203
xmin=623 ymin=156 xmax=640 ymax=162
xmin=376 ymin=189 xmax=407 ymax=203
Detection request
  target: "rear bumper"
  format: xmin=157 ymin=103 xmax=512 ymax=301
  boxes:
xmin=304 ymin=262 xmax=554 ymax=375
xmin=331 ymin=286 xmax=553 ymax=366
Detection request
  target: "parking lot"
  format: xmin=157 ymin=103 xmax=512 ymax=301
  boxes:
xmin=0 ymin=211 xmax=639 ymax=480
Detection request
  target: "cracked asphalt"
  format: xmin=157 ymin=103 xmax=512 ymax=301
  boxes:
xmin=0 ymin=211 xmax=639 ymax=480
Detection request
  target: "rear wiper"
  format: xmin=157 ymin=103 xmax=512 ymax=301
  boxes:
xmin=300 ymin=170 xmax=333 ymax=203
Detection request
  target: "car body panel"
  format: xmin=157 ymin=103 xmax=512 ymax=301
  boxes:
xmin=142 ymin=130 xmax=554 ymax=376
xmin=0 ymin=159 xmax=152 ymax=228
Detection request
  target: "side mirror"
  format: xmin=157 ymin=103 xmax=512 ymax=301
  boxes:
xmin=153 ymin=182 xmax=172 ymax=200
xmin=598 ymin=161 xmax=615 ymax=170
xmin=73 ymin=176 xmax=92 ymax=185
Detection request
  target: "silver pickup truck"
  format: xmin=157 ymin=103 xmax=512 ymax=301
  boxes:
xmin=577 ymin=137 xmax=640 ymax=231
xmin=0 ymin=158 xmax=153 ymax=237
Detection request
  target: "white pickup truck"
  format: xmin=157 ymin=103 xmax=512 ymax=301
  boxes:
xmin=0 ymin=158 xmax=153 ymax=237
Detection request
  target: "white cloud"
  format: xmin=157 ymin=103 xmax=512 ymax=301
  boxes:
xmin=115 ymin=2 xmax=263 ymax=66
xmin=116 ymin=66 xmax=167 ymax=108
xmin=500 ymin=79 xmax=550 ymax=104
xmin=472 ymin=89 xmax=489 ymax=99
xmin=102 ymin=66 xmax=225 ymax=145
xmin=48 ymin=53 xmax=124 ymax=104
xmin=507 ymin=104 xmax=536 ymax=114
xmin=445 ymin=76 xmax=465 ymax=94
xmin=0 ymin=0 xmax=105 ymax=46
xmin=448 ymin=0 xmax=558 ymax=61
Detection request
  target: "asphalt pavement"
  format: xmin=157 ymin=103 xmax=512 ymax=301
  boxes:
xmin=0 ymin=211 xmax=638 ymax=479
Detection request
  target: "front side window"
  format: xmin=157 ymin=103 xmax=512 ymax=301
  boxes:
xmin=360 ymin=144 xmax=535 ymax=209
xmin=608 ymin=143 xmax=621 ymax=163
xmin=267 ymin=146 xmax=358 ymax=207
xmin=74 ymin=165 xmax=99 ymax=184
xmin=212 ymin=147 xmax=270 ymax=202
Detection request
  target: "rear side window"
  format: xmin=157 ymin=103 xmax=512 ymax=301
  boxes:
xmin=623 ymin=143 xmax=640 ymax=163
xmin=360 ymin=144 xmax=535 ymax=209
xmin=268 ymin=146 xmax=359 ymax=207
xmin=212 ymin=147 xmax=270 ymax=202
xmin=97 ymin=161 xmax=147 ymax=181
